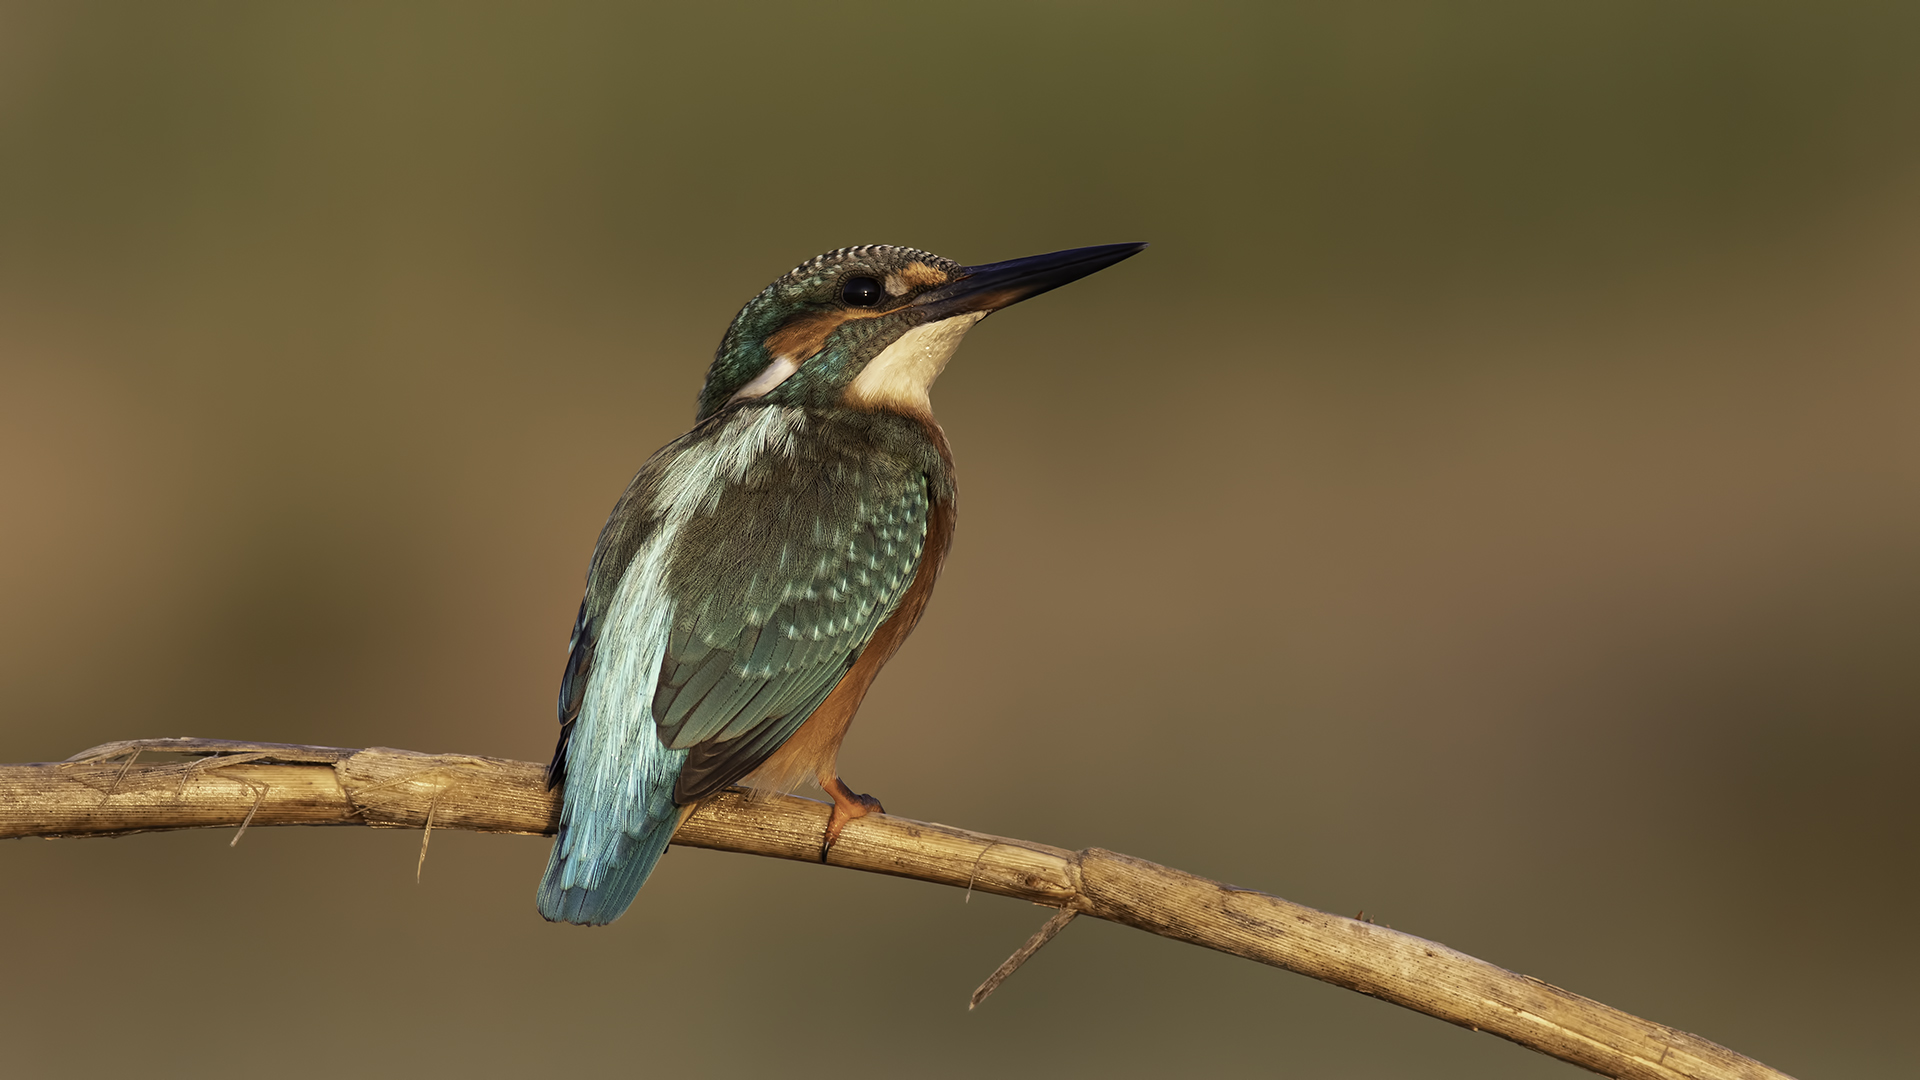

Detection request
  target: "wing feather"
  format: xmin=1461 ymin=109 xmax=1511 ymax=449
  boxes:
xmin=651 ymin=442 xmax=933 ymax=793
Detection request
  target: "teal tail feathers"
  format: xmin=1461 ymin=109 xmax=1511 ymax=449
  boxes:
xmin=538 ymin=734 xmax=691 ymax=926
xmin=537 ymin=810 xmax=679 ymax=925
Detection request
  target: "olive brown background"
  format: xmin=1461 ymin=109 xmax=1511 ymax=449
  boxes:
xmin=3 ymin=3 xmax=1917 ymax=1077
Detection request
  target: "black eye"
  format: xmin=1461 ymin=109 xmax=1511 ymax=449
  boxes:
xmin=841 ymin=276 xmax=884 ymax=307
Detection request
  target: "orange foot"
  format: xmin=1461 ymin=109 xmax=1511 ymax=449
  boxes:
xmin=821 ymin=776 xmax=885 ymax=859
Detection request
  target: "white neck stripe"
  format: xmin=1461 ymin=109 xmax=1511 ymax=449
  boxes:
xmin=728 ymin=355 xmax=800 ymax=405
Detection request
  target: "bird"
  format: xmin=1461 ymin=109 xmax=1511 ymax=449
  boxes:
xmin=537 ymin=241 xmax=1146 ymax=925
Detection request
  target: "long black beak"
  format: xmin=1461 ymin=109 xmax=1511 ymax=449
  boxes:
xmin=909 ymin=242 xmax=1147 ymax=322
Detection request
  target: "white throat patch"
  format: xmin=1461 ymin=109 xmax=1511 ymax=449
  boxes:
xmin=845 ymin=312 xmax=987 ymax=414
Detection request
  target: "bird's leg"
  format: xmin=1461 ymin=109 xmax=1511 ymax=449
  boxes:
xmin=820 ymin=776 xmax=885 ymax=859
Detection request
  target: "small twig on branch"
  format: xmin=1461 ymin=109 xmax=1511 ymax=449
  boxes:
xmin=417 ymin=781 xmax=440 ymax=882
xmin=0 ymin=738 xmax=1793 ymax=1080
xmin=970 ymin=906 xmax=1078 ymax=1010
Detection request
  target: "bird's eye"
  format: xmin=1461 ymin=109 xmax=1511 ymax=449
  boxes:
xmin=842 ymin=276 xmax=884 ymax=307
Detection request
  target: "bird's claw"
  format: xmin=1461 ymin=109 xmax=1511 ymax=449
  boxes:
xmin=821 ymin=779 xmax=885 ymax=860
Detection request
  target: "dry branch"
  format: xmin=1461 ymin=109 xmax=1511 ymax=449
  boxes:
xmin=1 ymin=738 xmax=1790 ymax=1080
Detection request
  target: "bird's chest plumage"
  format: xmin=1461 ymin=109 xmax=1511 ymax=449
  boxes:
xmin=663 ymin=408 xmax=951 ymax=637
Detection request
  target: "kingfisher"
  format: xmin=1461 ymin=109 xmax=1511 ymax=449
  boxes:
xmin=537 ymin=241 xmax=1146 ymax=925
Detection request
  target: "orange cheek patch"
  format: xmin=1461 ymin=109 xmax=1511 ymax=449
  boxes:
xmin=899 ymin=262 xmax=949 ymax=288
xmin=885 ymin=263 xmax=949 ymax=297
xmin=763 ymin=310 xmax=859 ymax=362
xmin=763 ymin=296 xmax=916 ymax=362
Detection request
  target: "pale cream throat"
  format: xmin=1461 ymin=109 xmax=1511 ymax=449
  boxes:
xmin=844 ymin=312 xmax=987 ymax=412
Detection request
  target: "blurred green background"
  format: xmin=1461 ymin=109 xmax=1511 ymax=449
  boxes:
xmin=3 ymin=2 xmax=1917 ymax=1077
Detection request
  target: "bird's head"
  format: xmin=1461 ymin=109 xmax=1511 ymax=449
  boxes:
xmin=695 ymin=242 xmax=1146 ymax=422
